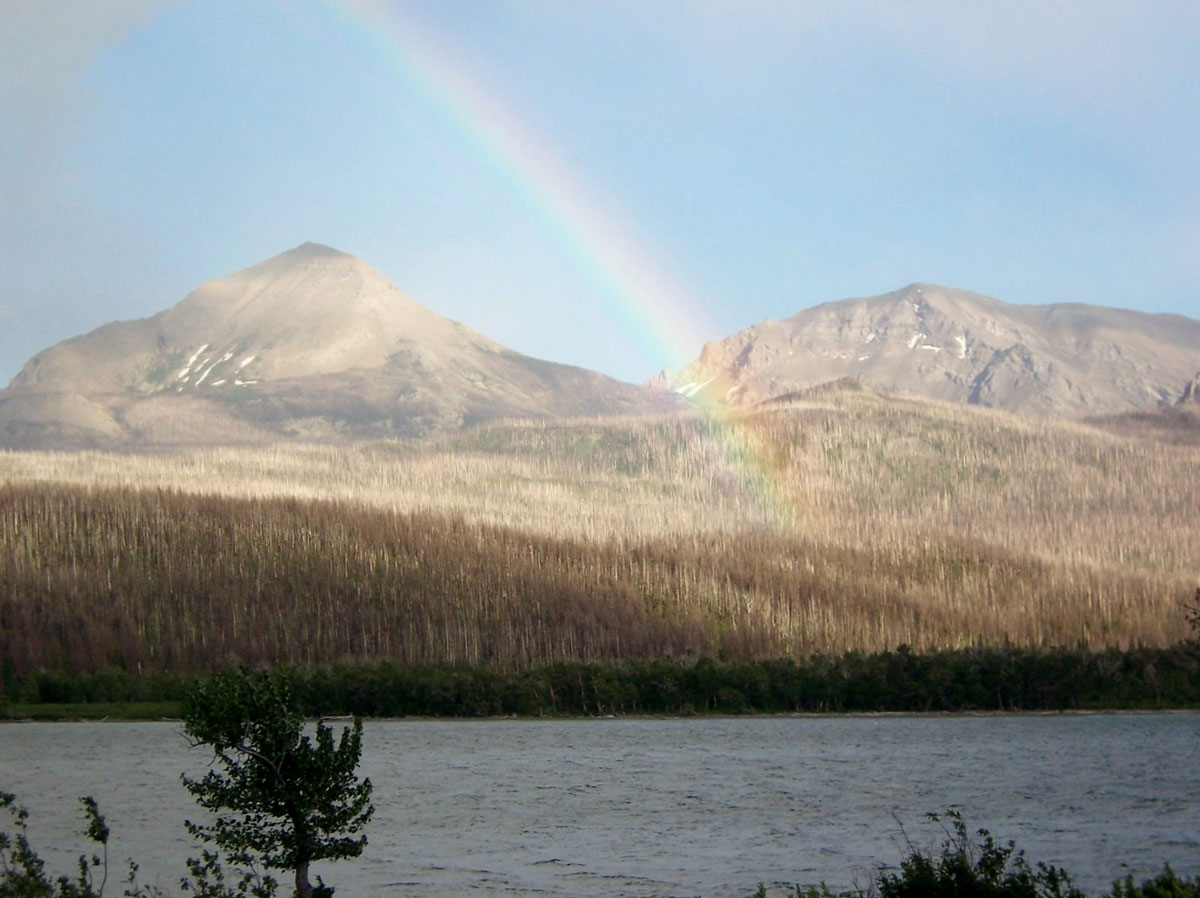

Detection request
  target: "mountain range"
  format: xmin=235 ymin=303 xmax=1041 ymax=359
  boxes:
xmin=2 ymin=245 xmax=1197 ymax=448
xmin=651 ymin=283 xmax=1200 ymax=417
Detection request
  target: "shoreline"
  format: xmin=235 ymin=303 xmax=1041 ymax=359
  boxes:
xmin=5 ymin=704 xmax=1198 ymax=723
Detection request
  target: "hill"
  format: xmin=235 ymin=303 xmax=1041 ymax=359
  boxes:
xmin=2 ymin=384 xmax=1195 ymax=676
xmin=650 ymin=283 xmax=1200 ymax=417
xmin=0 ymin=243 xmax=671 ymax=448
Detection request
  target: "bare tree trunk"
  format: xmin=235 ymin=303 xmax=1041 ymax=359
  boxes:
xmin=295 ymin=859 xmax=313 ymax=898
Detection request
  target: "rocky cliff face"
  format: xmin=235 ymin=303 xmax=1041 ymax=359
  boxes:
xmin=650 ymin=283 xmax=1200 ymax=417
xmin=1177 ymin=372 xmax=1200 ymax=406
xmin=0 ymin=243 xmax=672 ymax=448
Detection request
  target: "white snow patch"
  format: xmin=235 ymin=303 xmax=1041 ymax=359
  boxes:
xmin=194 ymin=363 xmax=218 ymax=387
xmin=220 ymin=351 xmax=234 ymax=362
xmin=236 ymin=379 xmax=258 ymax=386
xmin=907 ymin=332 xmax=926 ymax=349
xmin=864 ymin=332 xmax=877 ymax=344
xmin=176 ymin=366 xmax=191 ymax=380
xmin=725 ymin=385 xmax=743 ymax=399
xmin=238 ymin=355 xmax=256 ymax=370
xmin=186 ymin=344 xmax=209 ymax=367
xmin=956 ymin=335 xmax=968 ymax=359
xmin=919 ymin=344 xmax=942 ymax=352
xmin=858 ymin=355 xmax=871 ymax=361
xmin=679 ymin=376 xmax=717 ymax=398
xmin=674 ymin=377 xmax=717 ymax=398
xmin=913 ymin=302 xmax=921 ymax=313
xmin=210 ymin=379 xmax=226 ymax=386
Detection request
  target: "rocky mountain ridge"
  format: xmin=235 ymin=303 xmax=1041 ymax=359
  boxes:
xmin=1178 ymin=372 xmax=1200 ymax=406
xmin=650 ymin=283 xmax=1200 ymax=417
xmin=5 ymin=255 xmax=1197 ymax=449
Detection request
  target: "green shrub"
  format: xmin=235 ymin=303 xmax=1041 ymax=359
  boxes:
xmin=1109 ymin=868 xmax=1200 ymax=898
xmin=761 ymin=813 xmax=1199 ymax=898
xmin=0 ymin=791 xmax=146 ymax=898
xmin=874 ymin=811 xmax=1085 ymax=897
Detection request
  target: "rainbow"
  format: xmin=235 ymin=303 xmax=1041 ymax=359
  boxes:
xmin=302 ymin=0 xmax=797 ymax=521
xmin=304 ymin=0 xmax=714 ymax=374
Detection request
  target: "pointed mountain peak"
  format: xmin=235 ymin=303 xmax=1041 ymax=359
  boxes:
xmin=283 ymin=241 xmax=353 ymax=259
xmin=249 ymin=242 xmax=361 ymax=276
xmin=0 ymin=244 xmax=669 ymax=447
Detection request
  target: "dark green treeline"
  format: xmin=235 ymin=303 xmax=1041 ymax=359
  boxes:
xmin=7 ymin=646 xmax=1198 ymax=717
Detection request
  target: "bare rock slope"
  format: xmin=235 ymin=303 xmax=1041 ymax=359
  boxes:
xmin=0 ymin=243 xmax=669 ymax=448
xmin=1178 ymin=372 xmax=1200 ymax=406
xmin=651 ymin=283 xmax=1200 ymax=417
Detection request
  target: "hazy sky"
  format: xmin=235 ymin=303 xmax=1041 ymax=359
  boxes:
xmin=2 ymin=0 xmax=1197 ymax=386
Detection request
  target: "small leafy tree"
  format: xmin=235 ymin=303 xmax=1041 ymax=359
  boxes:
xmin=181 ymin=670 xmax=373 ymax=898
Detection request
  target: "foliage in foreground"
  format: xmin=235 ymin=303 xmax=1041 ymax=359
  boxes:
xmin=1 ymin=670 xmax=373 ymax=898
xmin=873 ymin=811 xmax=1085 ymax=898
xmin=181 ymin=671 xmax=373 ymax=898
xmin=758 ymin=812 xmax=1198 ymax=898
xmin=0 ymin=790 xmax=276 ymax=898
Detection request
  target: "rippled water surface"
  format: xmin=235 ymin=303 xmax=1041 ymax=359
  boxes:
xmin=1 ymin=714 xmax=1197 ymax=897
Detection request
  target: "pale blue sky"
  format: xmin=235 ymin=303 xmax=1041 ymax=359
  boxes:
xmin=2 ymin=0 xmax=1197 ymax=386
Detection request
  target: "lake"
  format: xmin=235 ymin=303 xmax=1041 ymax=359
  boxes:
xmin=1 ymin=714 xmax=1197 ymax=897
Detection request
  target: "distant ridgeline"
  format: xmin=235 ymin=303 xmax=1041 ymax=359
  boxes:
xmin=3 ymin=242 xmax=1200 ymax=449
xmin=651 ymin=282 xmax=1200 ymax=418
